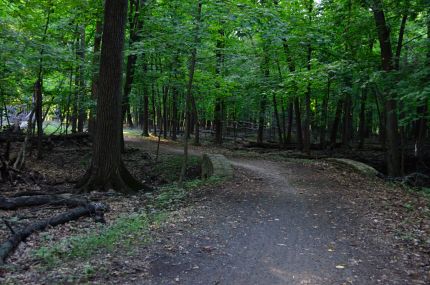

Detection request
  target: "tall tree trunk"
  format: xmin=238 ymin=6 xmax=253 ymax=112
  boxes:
xmin=372 ymin=0 xmax=401 ymax=176
xmin=192 ymin=95 xmax=200 ymax=146
xmin=34 ymin=2 xmax=52 ymax=159
xmin=214 ymin=29 xmax=225 ymax=145
xmin=34 ymin=80 xmax=43 ymax=160
xmin=342 ymin=91 xmax=352 ymax=147
xmin=171 ymin=85 xmax=178 ymax=141
xmin=141 ymin=60 xmax=150 ymax=137
xmin=88 ymin=20 xmax=103 ymax=136
xmin=294 ymin=97 xmax=303 ymax=150
xmin=358 ymin=87 xmax=368 ymax=149
xmin=179 ymin=0 xmax=202 ymax=185
xmin=283 ymin=40 xmax=302 ymax=149
xmin=122 ymin=0 xmax=145 ymax=128
xmin=163 ymin=86 xmax=168 ymax=139
xmin=415 ymin=9 xmax=430 ymax=167
xmin=320 ymin=75 xmax=330 ymax=149
xmin=303 ymin=0 xmax=313 ymax=154
xmin=77 ymin=26 xmax=86 ymax=133
xmin=286 ymin=100 xmax=293 ymax=144
xmin=77 ymin=0 xmax=144 ymax=193
xmin=272 ymin=94 xmax=283 ymax=147
xmin=151 ymin=83 xmax=157 ymax=135
xmin=257 ymin=50 xmax=270 ymax=145
xmin=330 ymin=98 xmax=343 ymax=147
xmin=394 ymin=14 xmax=408 ymax=70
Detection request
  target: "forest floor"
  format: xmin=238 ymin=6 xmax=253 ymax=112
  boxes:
xmin=1 ymin=134 xmax=430 ymax=284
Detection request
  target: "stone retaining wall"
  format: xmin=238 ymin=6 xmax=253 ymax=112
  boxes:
xmin=201 ymin=154 xmax=233 ymax=179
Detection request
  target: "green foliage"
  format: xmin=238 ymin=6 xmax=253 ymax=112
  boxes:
xmin=34 ymin=211 xmax=167 ymax=266
xmin=154 ymin=176 xmax=223 ymax=209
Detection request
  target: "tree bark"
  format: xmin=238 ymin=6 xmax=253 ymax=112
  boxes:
xmin=286 ymin=100 xmax=293 ymax=144
xmin=88 ymin=20 xmax=103 ymax=136
xmin=330 ymin=98 xmax=343 ymax=147
xmin=272 ymin=93 xmax=283 ymax=147
xmin=257 ymin=50 xmax=270 ymax=145
xmin=320 ymin=75 xmax=330 ymax=149
xmin=77 ymin=26 xmax=86 ymax=133
xmin=214 ymin=29 xmax=225 ymax=145
xmin=358 ymin=87 xmax=368 ymax=149
xmin=372 ymin=0 xmax=401 ymax=176
xmin=77 ymin=0 xmax=145 ymax=193
xmin=34 ymin=80 xmax=43 ymax=160
xmin=122 ymin=0 xmax=146 ymax=128
xmin=179 ymin=0 xmax=202 ymax=185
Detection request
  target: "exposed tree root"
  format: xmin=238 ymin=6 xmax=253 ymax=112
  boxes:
xmin=76 ymin=161 xmax=152 ymax=194
xmin=0 ymin=202 xmax=107 ymax=264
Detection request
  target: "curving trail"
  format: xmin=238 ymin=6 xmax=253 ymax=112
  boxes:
xmin=125 ymin=137 xmax=422 ymax=285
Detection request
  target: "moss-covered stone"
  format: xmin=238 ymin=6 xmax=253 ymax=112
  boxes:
xmin=202 ymin=154 xmax=233 ymax=179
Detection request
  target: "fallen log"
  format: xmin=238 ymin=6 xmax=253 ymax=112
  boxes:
xmin=0 ymin=194 xmax=87 ymax=210
xmin=0 ymin=202 xmax=107 ymax=264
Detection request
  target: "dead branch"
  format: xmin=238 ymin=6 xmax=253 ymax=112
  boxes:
xmin=0 ymin=202 xmax=107 ymax=264
xmin=0 ymin=194 xmax=88 ymax=210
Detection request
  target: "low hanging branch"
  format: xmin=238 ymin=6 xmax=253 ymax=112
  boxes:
xmin=0 ymin=202 xmax=107 ymax=264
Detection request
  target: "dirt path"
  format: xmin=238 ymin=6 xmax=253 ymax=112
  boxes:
xmin=131 ymin=140 xmax=425 ymax=285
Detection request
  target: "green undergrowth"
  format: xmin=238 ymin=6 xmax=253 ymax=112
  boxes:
xmin=34 ymin=211 xmax=167 ymax=267
xmin=153 ymin=176 xmax=224 ymax=209
xmin=33 ymin=175 xmax=225 ymax=268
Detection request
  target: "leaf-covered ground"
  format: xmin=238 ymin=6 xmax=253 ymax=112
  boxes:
xmin=1 ymin=136 xmax=429 ymax=284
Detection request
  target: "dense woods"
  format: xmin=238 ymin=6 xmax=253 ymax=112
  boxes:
xmin=1 ymin=0 xmax=429 ymax=178
xmin=1 ymin=0 xmax=429 ymax=181
xmin=1 ymin=0 xmax=430 ymax=282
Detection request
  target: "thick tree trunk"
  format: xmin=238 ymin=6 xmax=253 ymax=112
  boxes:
xmin=372 ymin=1 xmax=401 ymax=176
xmin=77 ymin=0 xmax=145 ymax=193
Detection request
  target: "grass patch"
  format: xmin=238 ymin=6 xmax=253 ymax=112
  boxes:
xmin=34 ymin=212 xmax=167 ymax=266
xmin=153 ymin=176 xmax=225 ymax=209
